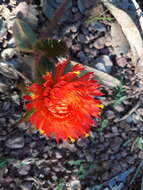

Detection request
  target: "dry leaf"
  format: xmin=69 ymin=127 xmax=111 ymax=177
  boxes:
xmin=59 ymin=58 xmax=121 ymax=88
xmin=111 ymin=22 xmax=130 ymax=56
xmin=101 ymin=0 xmax=143 ymax=80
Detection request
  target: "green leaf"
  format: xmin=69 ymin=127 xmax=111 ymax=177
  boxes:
xmin=98 ymin=119 xmax=109 ymax=132
xmin=33 ymin=38 xmax=68 ymax=58
xmin=68 ymin=160 xmax=84 ymax=166
xmin=13 ymin=18 xmax=37 ymax=52
xmin=55 ymin=179 xmax=65 ymax=190
xmin=22 ymin=108 xmax=35 ymax=121
xmin=34 ymin=56 xmax=55 ymax=83
xmin=135 ymin=137 xmax=143 ymax=150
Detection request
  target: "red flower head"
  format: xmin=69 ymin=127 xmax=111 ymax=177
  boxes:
xmin=23 ymin=60 xmax=104 ymax=142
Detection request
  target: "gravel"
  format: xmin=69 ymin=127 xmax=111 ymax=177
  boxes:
xmin=0 ymin=0 xmax=142 ymax=190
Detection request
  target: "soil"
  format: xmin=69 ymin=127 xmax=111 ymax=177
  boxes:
xmin=0 ymin=0 xmax=143 ymax=190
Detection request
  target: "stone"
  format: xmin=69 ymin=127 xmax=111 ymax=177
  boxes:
xmin=42 ymin=0 xmax=55 ymax=19
xmin=111 ymin=126 xmax=119 ymax=135
xmin=102 ymin=172 xmax=110 ymax=181
xmin=93 ymin=37 xmax=106 ymax=49
xmin=77 ymin=0 xmax=86 ymax=14
xmin=94 ymin=55 xmax=113 ymax=74
xmin=7 ymin=37 xmax=16 ymax=48
xmin=111 ymin=162 xmax=122 ymax=175
xmin=1 ymin=48 xmax=16 ymax=60
xmin=77 ymin=51 xmax=86 ymax=62
xmin=116 ymin=57 xmax=128 ymax=68
xmin=120 ymin=160 xmax=128 ymax=170
xmin=91 ymin=21 xmax=106 ymax=32
xmin=111 ymin=137 xmax=123 ymax=152
xmin=138 ymin=151 xmax=143 ymax=159
xmin=55 ymin=151 xmax=62 ymax=159
xmin=0 ymin=18 xmax=7 ymax=39
xmin=114 ymin=104 xmax=125 ymax=112
xmin=20 ymin=181 xmax=33 ymax=190
xmin=6 ymin=136 xmax=24 ymax=149
xmin=102 ymin=161 xmax=111 ymax=170
xmin=105 ymin=110 xmax=115 ymax=120
xmin=105 ymin=33 xmax=112 ymax=46
xmin=78 ymin=34 xmax=87 ymax=43
xmin=127 ymin=155 xmax=136 ymax=164
xmin=71 ymin=44 xmax=81 ymax=53
xmin=77 ymin=138 xmax=89 ymax=148
xmin=70 ymin=180 xmax=81 ymax=190
xmin=18 ymin=165 xmax=31 ymax=176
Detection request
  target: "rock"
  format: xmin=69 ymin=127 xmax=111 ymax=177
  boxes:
xmin=120 ymin=160 xmax=128 ymax=170
xmin=70 ymin=180 xmax=81 ymax=190
xmin=94 ymin=55 xmax=113 ymax=74
xmin=18 ymin=165 xmax=31 ymax=176
xmin=42 ymin=0 xmax=55 ymax=19
xmin=1 ymin=48 xmax=16 ymax=60
xmin=105 ymin=110 xmax=115 ymax=120
xmin=78 ymin=34 xmax=88 ymax=43
xmin=5 ymin=59 xmax=18 ymax=68
xmin=137 ymin=108 xmax=143 ymax=116
xmin=100 ymin=153 xmax=109 ymax=161
xmin=138 ymin=151 xmax=143 ymax=159
xmin=77 ymin=0 xmax=86 ymax=14
xmin=111 ymin=162 xmax=122 ymax=175
xmin=90 ymin=21 xmax=106 ymax=32
xmin=55 ymin=151 xmax=63 ymax=159
xmin=7 ymin=37 xmax=16 ymax=48
xmin=85 ymin=153 xmax=94 ymax=162
xmin=77 ymin=51 xmax=86 ymax=62
xmin=20 ymin=181 xmax=33 ymax=190
xmin=114 ymin=104 xmax=125 ymax=112
xmin=72 ymin=6 xmax=78 ymax=13
xmin=111 ymin=137 xmax=123 ymax=152
xmin=0 ymin=18 xmax=7 ymax=39
xmin=90 ymin=48 xmax=98 ymax=57
xmin=15 ymin=2 xmax=38 ymax=27
xmin=102 ymin=171 xmax=110 ymax=181
xmin=6 ymin=136 xmax=24 ymax=149
xmin=111 ymin=126 xmax=119 ymax=135
xmin=121 ymin=151 xmax=128 ymax=158
xmin=127 ymin=155 xmax=136 ymax=164
xmin=105 ymin=33 xmax=112 ymax=46
xmin=71 ymin=44 xmax=81 ymax=53
xmin=126 ymin=115 xmax=133 ymax=123
xmin=102 ymin=160 xmax=111 ymax=170
xmin=93 ymin=36 xmax=106 ymax=49
xmin=116 ymin=57 xmax=128 ymax=68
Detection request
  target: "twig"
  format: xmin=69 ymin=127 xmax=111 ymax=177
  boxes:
xmin=114 ymin=101 xmax=141 ymax=122
xmin=130 ymin=160 xmax=143 ymax=185
xmin=40 ymin=0 xmax=71 ymax=37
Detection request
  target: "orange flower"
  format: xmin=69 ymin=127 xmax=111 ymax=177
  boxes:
xmin=23 ymin=60 xmax=104 ymax=142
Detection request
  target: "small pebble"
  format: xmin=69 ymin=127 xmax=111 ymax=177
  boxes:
xmin=116 ymin=57 xmax=128 ymax=68
xmin=18 ymin=165 xmax=31 ymax=176
xmin=94 ymin=55 xmax=113 ymax=74
xmin=70 ymin=180 xmax=81 ymax=190
xmin=6 ymin=136 xmax=24 ymax=149
xmin=93 ymin=36 xmax=106 ymax=49
xmin=114 ymin=104 xmax=125 ymax=112
xmin=111 ymin=137 xmax=123 ymax=152
xmin=138 ymin=151 xmax=143 ymax=159
xmin=1 ymin=48 xmax=16 ymax=60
